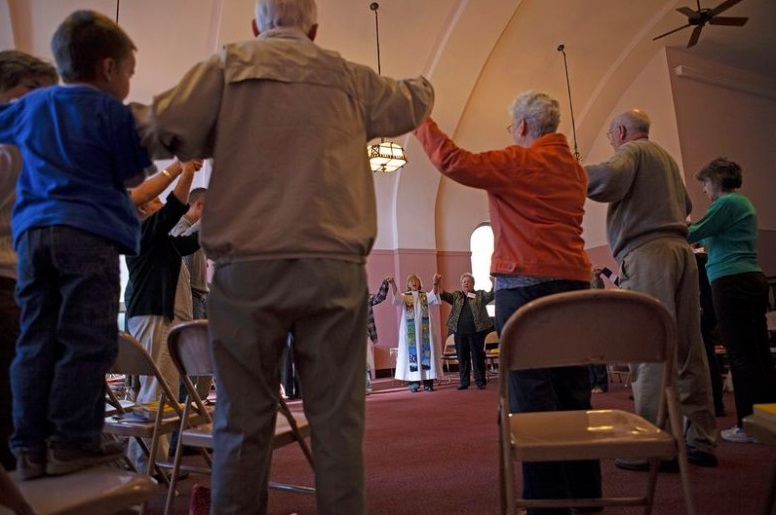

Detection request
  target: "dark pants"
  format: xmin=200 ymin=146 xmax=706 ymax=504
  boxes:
xmin=697 ymin=252 xmax=725 ymax=415
xmin=455 ymin=330 xmax=487 ymax=387
xmin=495 ymin=279 xmax=601 ymax=515
xmin=588 ymin=364 xmax=608 ymax=391
xmin=12 ymin=226 xmax=119 ymax=451
xmin=712 ymin=272 xmax=776 ymax=427
xmin=0 ymin=276 xmax=19 ymax=470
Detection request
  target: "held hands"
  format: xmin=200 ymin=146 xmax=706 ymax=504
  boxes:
xmin=181 ymin=159 xmax=204 ymax=174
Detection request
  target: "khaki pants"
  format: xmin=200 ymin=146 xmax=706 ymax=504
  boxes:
xmin=209 ymin=258 xmax=367 ymax=515
xmin=620 ymin=238 xmax=718 ymax=453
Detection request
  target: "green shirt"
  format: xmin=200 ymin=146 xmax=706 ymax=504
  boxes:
xmin=688 ymin=192 xmax=761 ymax=283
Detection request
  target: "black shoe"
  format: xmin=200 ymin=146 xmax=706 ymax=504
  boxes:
xmin=424 ymin=384 xmax=434 ymax=392
xmin=408 ymin=383 xmax=420 ymax=393
xmin=686 ymin=446 xmax=718 ymax=467
xmin=614 ymin=457 xmax=679 ymax=473
xmin=457 ymin=385 xmax=469 ymax=390
xmin=476 ymin=384 xmax=486 ymax=390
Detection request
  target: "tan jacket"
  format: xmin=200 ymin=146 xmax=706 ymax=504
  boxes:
xmin=132 ymin=28 xmax=434 ymax=264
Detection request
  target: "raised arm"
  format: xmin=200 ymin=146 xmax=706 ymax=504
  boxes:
xmin=129 ymin=160 xmax=183 ymax=206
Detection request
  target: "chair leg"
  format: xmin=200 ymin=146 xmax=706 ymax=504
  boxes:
xmin=761 ymin=457 xmax=776 ymax=515
xmin=163 ymin=429 xmax=186 ymax=515
xmin=666 ymin=389 xmax=696 ymax=515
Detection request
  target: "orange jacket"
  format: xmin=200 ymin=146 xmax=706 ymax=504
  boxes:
xmin=415 ymin=118 xmax=590 ymax=282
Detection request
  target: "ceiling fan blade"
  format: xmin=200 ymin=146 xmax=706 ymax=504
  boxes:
xmin=711 ymin=0 xmax=745 ymax=16
xmin=677 ymin=6 xmax=697 ymax=17
xmin=653 ymin=23 xmax=692 ymax=41
xmin=709 ymin=16 xmax=748 ymax=26
xmin=687 ymin=25 xmax=704 ymax=47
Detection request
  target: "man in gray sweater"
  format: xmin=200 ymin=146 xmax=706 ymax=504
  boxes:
xmin=585 ymin=109 xmax=718 ymax=470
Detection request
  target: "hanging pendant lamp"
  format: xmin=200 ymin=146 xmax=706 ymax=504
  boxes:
xmin=366 ymin=2 xmax=407 ymax=174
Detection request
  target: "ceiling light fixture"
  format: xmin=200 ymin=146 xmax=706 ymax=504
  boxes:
xmin=366 ymin=2 xmax=407 ymax=174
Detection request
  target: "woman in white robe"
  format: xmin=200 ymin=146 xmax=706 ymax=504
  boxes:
xmin=390 ymin=274 xmax=442 ymax=392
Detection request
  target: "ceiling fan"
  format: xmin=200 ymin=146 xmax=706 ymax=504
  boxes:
xmin=653 ymin=0 xmax=749 ymax=48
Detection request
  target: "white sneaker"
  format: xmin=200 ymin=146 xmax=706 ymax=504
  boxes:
xmin=720 ymin=426 xmax=757 ymax=443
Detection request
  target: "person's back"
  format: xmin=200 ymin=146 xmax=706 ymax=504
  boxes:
xmin=585 ymin=109 xmax=717 ymax=471
xmin=0 ymin=10 xmax=151 ymax=480
xmin=588 ymin=137 xmax=691 ymax=262
xmin=134 ymin=27 xmax=431 ymax=265
xmin=129 ymin=1 xmax=433 ymax=513
xmin=6 ymin=86 xmax=146 ymax=253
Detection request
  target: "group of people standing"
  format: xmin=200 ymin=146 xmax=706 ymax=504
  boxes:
xmin=415 ymin=96 xmax=775 ymax=510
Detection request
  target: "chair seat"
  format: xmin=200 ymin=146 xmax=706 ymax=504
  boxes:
xmin=16 ymin=469 xmax=156 ymax=515
xmin=179 ymin=411 xmax=311 ymax=450
xmin=509 ymin=409 xmax=677 ymax=462
xmin=105 ymin=406 xmax=211 ymax=438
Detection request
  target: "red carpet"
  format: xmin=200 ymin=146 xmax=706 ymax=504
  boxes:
xmin=146 ymin=377 xmax=775 ymax=514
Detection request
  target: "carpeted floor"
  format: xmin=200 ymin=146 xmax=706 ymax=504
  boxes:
xmin=144 ymin=376 xmax=775 ymax=514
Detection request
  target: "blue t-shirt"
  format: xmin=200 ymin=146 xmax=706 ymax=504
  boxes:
xmin=0 ymin=85 xmax=151 ymax=255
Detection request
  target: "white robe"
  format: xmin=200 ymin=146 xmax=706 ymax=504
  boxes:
xmin=393 ymin=290 xmax=441 ymax=381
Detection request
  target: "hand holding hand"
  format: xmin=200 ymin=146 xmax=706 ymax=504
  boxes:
xmin=182 ymin=159 xmax=204 ymax=173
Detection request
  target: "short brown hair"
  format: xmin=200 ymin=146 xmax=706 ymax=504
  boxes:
xmin=51 ymin=10 xmax=136 ymax=83
xmin=695 ymin=157 xmax=742 ymax=192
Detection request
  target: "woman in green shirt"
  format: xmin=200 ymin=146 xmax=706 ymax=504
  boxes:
xmin=688 ymin=157 xmax=776 ymax=443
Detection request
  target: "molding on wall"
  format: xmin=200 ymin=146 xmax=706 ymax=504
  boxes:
xmin=673 ymin=65 xmax=776 ymax=101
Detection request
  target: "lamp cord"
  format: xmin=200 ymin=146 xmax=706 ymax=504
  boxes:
xmin=115 ymin=0 xmax=120 ymax=23
xmin=370 ymin=2 xmax=382 ymax=75
xmin=557 ymin=44 xmax=580 ymax=161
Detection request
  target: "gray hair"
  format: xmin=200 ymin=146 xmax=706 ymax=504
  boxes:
xmin=508 ymin=91 xmax=560 ymax=138
xmin=255 ymin=0 xmax=317 ymax=33
xmin=459 ymin=273 xmax=475 ymax=284
xmin=616 ymin=109 xmax=651 ymax=134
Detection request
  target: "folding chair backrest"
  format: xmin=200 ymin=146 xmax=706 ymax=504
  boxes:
xmin=112 ymin=331 xmax=180 ymax=408
xmin=167 ymin=320 xmax=212 ymax=377
xmin=484 ymin=330 xmax=499 ymax=350
xmin=499 ymin=289 xmax=676 ymax=374
xmin=443 ymin=334 xmax=456 ymax=354
xmin=166 ymin=320 xmax=213 ymax=419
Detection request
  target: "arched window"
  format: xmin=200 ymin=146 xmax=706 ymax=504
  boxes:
xmin=470 ymin=222 xmax=495 ymax=316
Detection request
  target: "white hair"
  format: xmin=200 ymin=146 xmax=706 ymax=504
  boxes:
xmin=254 ymin=0 xmax=317 ymax=33
xmin=508 ymin=91 xmax=560 ymax=138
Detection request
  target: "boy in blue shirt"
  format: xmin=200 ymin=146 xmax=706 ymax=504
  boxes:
xmin=0 ymin=10 xmax=153 ymax=480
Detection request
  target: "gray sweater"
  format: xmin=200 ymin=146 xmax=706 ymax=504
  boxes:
xmin=585 ymin=138 xmax=692 ymax=263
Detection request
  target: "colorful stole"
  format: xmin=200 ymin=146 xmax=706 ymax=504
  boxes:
xmin=404 ymin=291 xmax=431 ymax=371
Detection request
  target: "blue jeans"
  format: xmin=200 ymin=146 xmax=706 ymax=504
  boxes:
xmin=11 ymin=226 xmax=120 ymax=450
xmin=495 ymin=279 xmax=601 ymax=515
